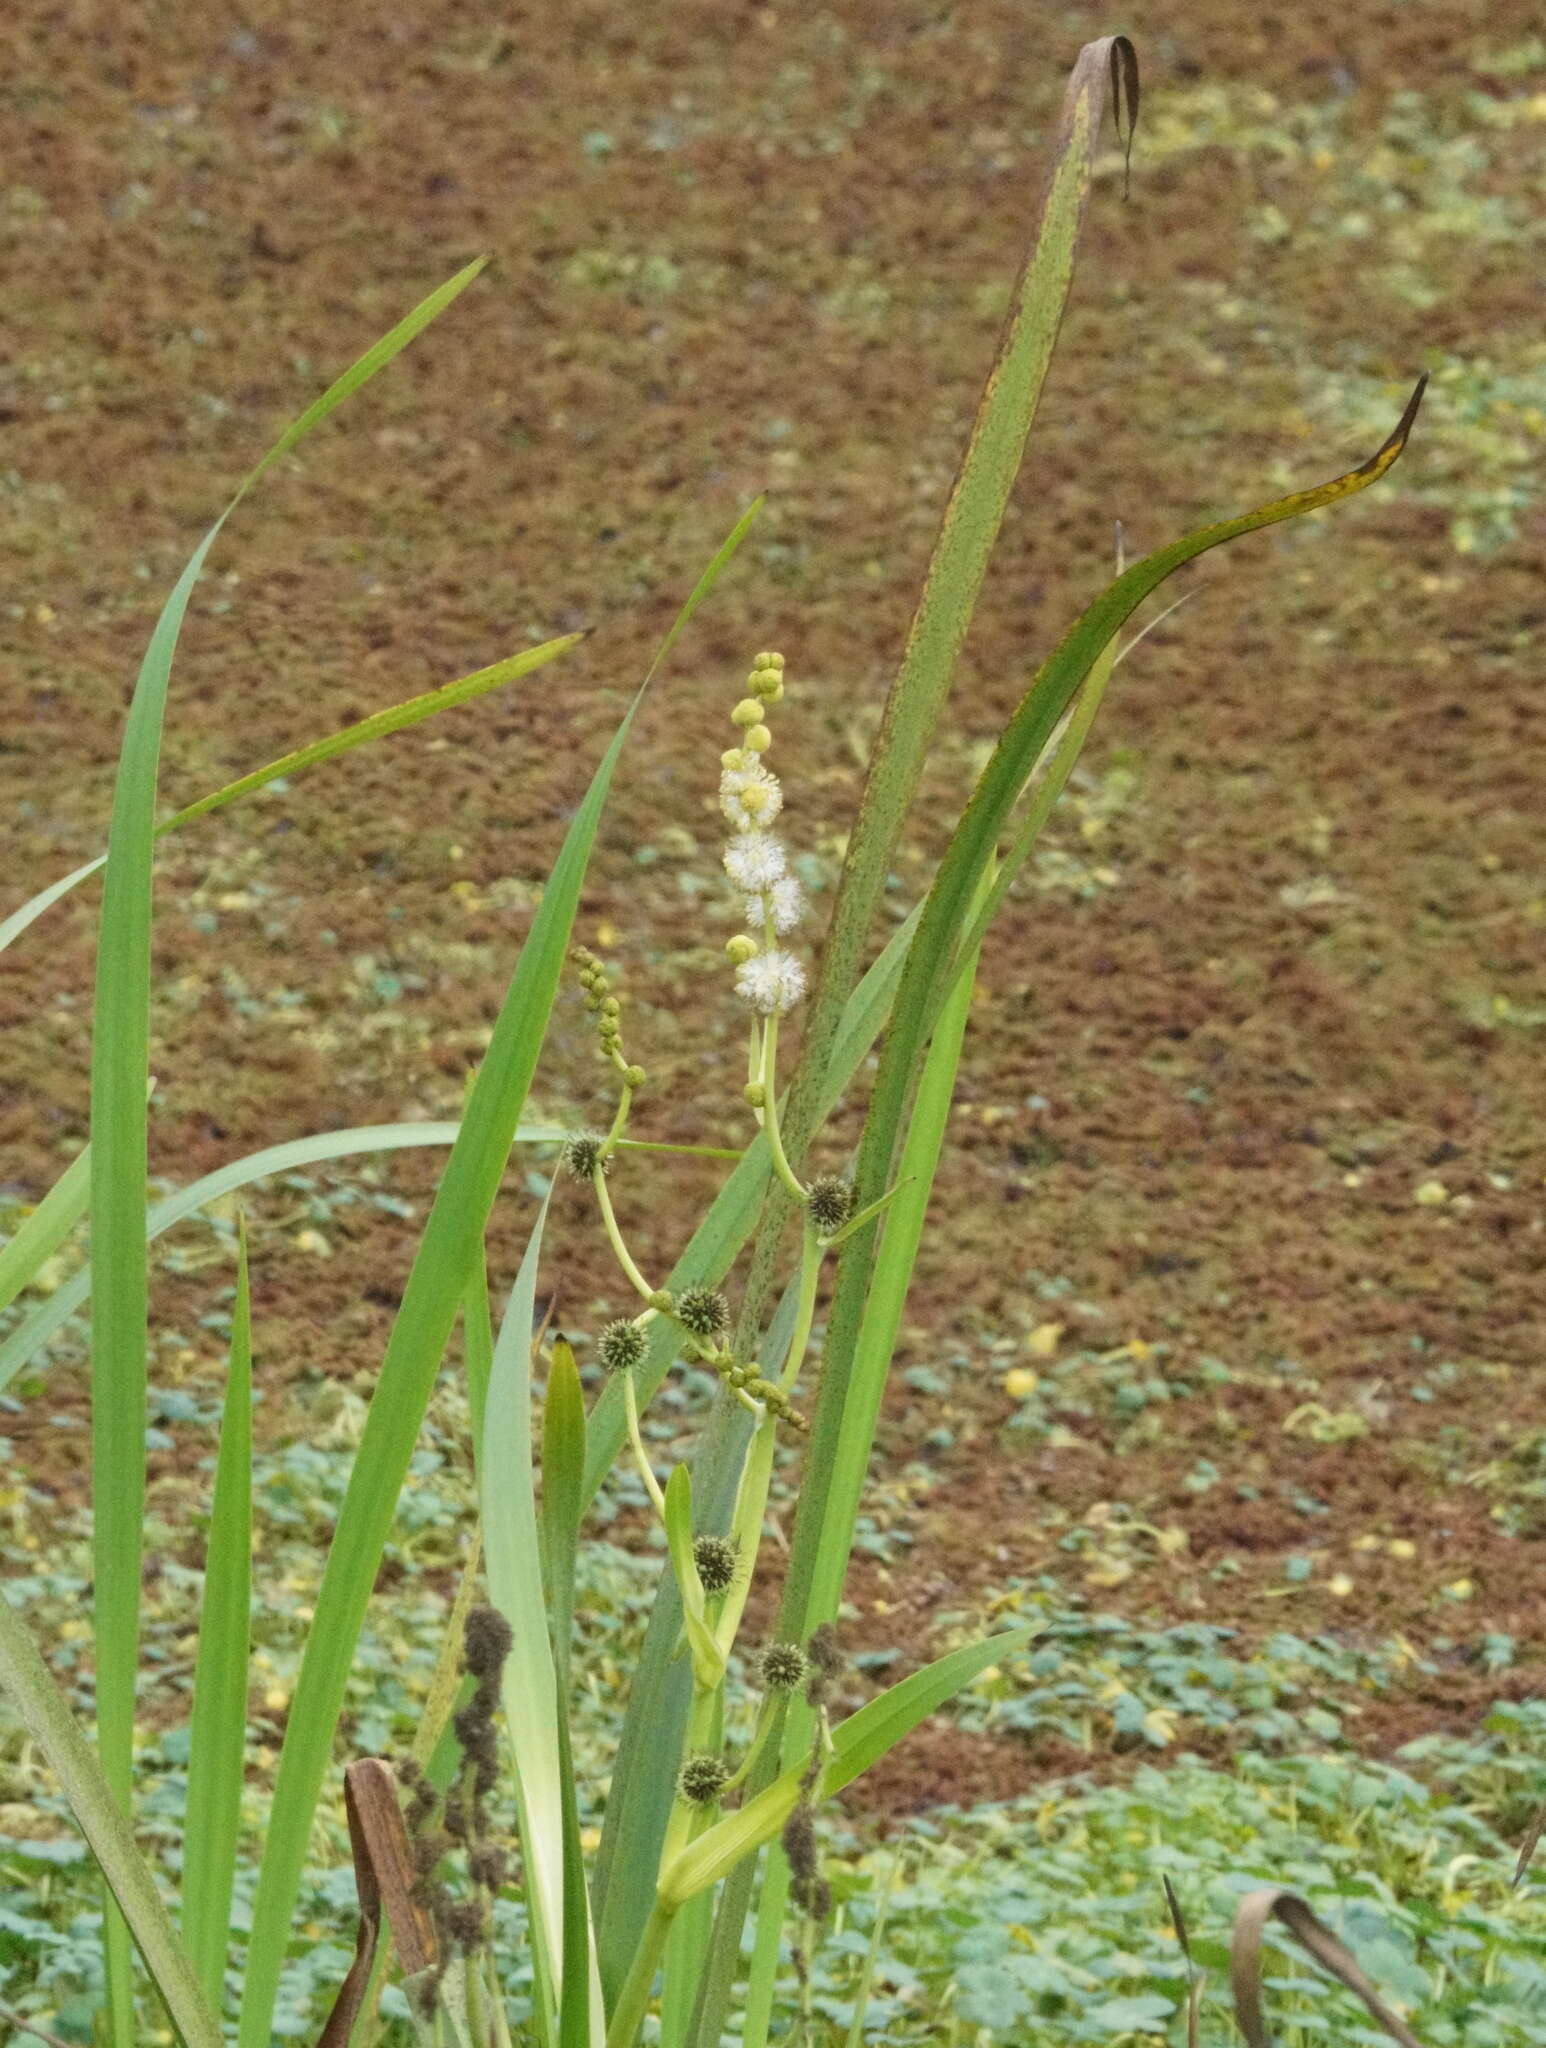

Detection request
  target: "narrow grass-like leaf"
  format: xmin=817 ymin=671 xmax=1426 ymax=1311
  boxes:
xmin=643 ymin=498 xmax=764 ymax=683
xmin=482 ymin=1196 xmax=564 ymax=2046
xmin=800 ymin=891 xmax=983 ymax=1637
xmin=0 ymin=1594 xmax=222 ymax=2048
xmin=767 ymin=37 xmax=1139 ymax=1171
xmin=668 ymin=51 xmax=1137 ymax=2033
xmin=464 ymin=1246 xmax=496 ymax=1483
xmin=0 ymin=1144 xmax=90 ymax=1319
xmin=91 ymin=253 xmax=485 ymax=2048
xmin=0 ymin=1120 xmax=566 ymax=1395
xmin=542 ymin=1337 xmax=586 ymax=1681
xmin=180 ymin=1215 xmax=253 ymax=2016
xmin=1231 ymin=1887 xmax=1429 ymax=2048
xmin=662 ymin=1465 xmax=723 ymax=1690
xmin=779 ymin=379 xmax=1428 ymax=1667
xmin=659 ymin=1628 xmax=1034 ymax=1907
xmin=0 ymin=635 xmax=582 ymax=960
xmin=732 ymin=891 xmax=989 ymax=2018
xmin=236 ymin=684 xmax=637 ymax=2048
xmin=550 ymin=1474 xmax=598 ymax=2048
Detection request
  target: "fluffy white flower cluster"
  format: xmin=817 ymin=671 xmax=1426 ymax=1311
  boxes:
xmin=735 ymin=950 xmax=809 ymax=1016
xmin=719 ymin=651 xmax=806 ymax=1016
xmin=722 ymin=830 xmax=804 ymax=936
xmin=719 ymin=758 xmax=782 ymax=832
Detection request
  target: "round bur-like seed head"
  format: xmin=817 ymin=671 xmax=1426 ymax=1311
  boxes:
xmin=758 ymin=1641 xmax=809 ymax=1692
xmin=598 ymin=1319 xmax=647 ymax=1376
xmin=807 ymin=1175 xmax=856 ymax=1235
xmin=562 ymin=1133 xmax=608 ymax=1180
xmin=677 ymin=1285 xmax=729 ymax=1341
xmin=693 ymin=1534 xmax=738 ymax=1595
xmin=678 ymin=1752 xmax=731 ymax=1805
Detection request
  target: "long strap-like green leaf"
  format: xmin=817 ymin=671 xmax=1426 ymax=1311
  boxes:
xmin=235 ymin=501 xmax=758 ymax=2048
xmin=778 ymin=377 xmax=1427 ymax=1670
xmin=180 ymin=1215 xmax=254 ymax=2014
xmin=669 ymin=39 xmax=1141 ymax=2042
xmin=89 ymin=255 xmax=486 ymax=2048
xmin=0 ymin=1590 xmax=223 ymax=2048
xmin=0 ymin=632 xmax=582 ymax=960
xmin=596 ymin=45 xmax=1135 ymax=1969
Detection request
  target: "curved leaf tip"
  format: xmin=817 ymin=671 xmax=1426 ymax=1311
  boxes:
xmin=1107 ymin=36 xmax=1140 ymax=193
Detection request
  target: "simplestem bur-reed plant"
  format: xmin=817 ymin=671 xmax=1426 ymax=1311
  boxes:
xmin=0 ymin=33 xmax=1434 ymax=2048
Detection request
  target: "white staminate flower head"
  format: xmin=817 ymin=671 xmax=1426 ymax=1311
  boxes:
xmin=720 ymin=759 xmax=783 ymax=832
xmin=746 ymin=873 xmax=803 ymax=934
xmin=735 ymin=950 xmax=808 ymax=1016
xmin=722 ymin=831 xmax=787 ymax=892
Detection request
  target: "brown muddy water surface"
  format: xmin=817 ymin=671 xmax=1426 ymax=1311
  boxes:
xmin=2 ymin=1 xmax=1543 ymax=1804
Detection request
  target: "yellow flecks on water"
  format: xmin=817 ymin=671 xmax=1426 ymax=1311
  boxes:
xmin=1414 ymin=1179 xmax=1450 ymax=1205
xmin=1443 ymin=1578 xmax=1475 ymax=1601
xmin=1354 ymin=1533 xmax=1417 ymax=1559
xmin=1025 ymin=1321 xmax=1063 ymax=1358
xmin=1003 ymin=1367 xmax=1040 ymax=1400
xmin=595 ymin=919 xmax=618 ymax=946
xmin=293 ymin=1228 xmax=332 ymax=1256
xmin=1328 ymin=1573 xmax=1355 ymax=1598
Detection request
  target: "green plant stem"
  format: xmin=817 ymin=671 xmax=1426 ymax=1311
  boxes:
xmin=598 ymin=1082 xmax=635 ymax=1162
xmin=757 ymin=1017 xmax=806 ymax=1202
xmin=715 ymin=1225 xmax=822 ymax=1659
xmin=622 ymin=1370 xmax=667 ymax=1518
xmin=591 ymin=1168 xmax=657 ymax=1305
xmin=604 ymin=1902 xmax=675 ymax=2048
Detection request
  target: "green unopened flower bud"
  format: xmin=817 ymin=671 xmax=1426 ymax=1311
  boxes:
xmin=598 ymin=1319 xmax=647 ymax=1375
xmin=743 ymin=1082 xmax=766 ymax=1109
xmin=743 ymin=723 xmax=773 ymax=752
xmin=676 ymin=1285 xmax=729 ymax=1340
xmin=757 ymin=1641 xmax=808 ymax=1692
xmin=677 ymin=1753 xmax=731 ymax=1805
xmin=726 ymin=934 xmax=759 ymax=966
xmin=648 ymin=1290 xmax=675 ymax=1314
xmin=722 ymin=746 xmax=748 ymax=771
xmin=624 ymin=1063 xmax=647 ymax=1089
xmin=601 ymin=996 xmax=621 ymax=1018
xmin=753 ymin=671 xmax=785 ymax=703
xmin=692 ymin=1534 xmax=738 ymax=1595
xmin=731 ymin=697 xmax=765 ymax=728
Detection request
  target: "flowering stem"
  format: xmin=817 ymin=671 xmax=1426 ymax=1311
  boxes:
xmin=598 ymin=1080 xmax=635 ymax=1162
xmin=721 ymin=1695 xmax=781 ymax=1793
xmin=716 ymin=1224 xmax=822 ymax=1658
xmin=758 ymin=1016 xmax=806 ymax=1203
xmin=622 ymin=1368 xmax=667 ymax=1519
xmin=591 ymin=1167 xmax=657 ymax=1306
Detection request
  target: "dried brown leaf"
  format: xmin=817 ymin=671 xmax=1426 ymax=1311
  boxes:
xmin=314 ymin=1759 xmax=438 ymax=2048
xmin=1231 ymin=1887 xmax=1428 ymax=2048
